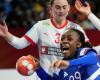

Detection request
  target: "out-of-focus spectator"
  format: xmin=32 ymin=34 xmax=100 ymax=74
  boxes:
xmin=6 ymin=0 xmax=46 ymax=28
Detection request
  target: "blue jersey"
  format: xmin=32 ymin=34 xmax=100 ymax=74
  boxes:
xmin=58 ymin=48 xmax=100 ymax=80
xmin=58 ymin=66 xmax=81 ymax=80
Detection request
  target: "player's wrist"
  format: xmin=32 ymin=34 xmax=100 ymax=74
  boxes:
xmin=86 ymin=11 xmax=92 ymax=17
xmin=4 ymin=32 xmax=13 ymax=42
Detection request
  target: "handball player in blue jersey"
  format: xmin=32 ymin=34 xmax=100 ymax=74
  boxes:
xmin=0 ymin=0 xmax=100 ymax=80
xmin=51 ymin=29 xmax=100 ymax=80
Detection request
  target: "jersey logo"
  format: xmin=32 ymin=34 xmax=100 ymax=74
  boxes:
xmin=41 ymin=46 xmax=47 ymax=54
xmin=64 ymin=71 xmax=68 ymax=78
xmin=41 ymin=46 xmax=64 ymax=57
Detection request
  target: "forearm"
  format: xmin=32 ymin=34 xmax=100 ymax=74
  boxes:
xmin=8 ymin=36 xmax=30 ymax=49
xmin=3 ymin=32 xmax=13 ymax=43
xmin=69 ymin=51 xmax=98 ymax=67
xmin=88 ymin=13 xmax=100 ymax=31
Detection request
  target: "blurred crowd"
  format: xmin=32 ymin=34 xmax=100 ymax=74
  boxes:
xmin=0 ymin=0 xmax=100 ymax=29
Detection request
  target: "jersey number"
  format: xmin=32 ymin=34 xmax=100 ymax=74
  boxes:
xmin=55 ymin=33 xmax=60 ymax=44
xmin=64 ymin=71 xmax=81 ymax=80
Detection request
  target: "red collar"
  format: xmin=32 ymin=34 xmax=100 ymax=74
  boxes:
xmin=51 ymin=18 xmax=68 ymax=29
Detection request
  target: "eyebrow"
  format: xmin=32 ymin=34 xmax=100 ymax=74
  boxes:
xmin=55 ymin=4 xmax=68 ymax=7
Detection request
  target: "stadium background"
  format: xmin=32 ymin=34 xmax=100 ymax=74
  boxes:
xmin=0 ymin=0 xmax=100 ymax=80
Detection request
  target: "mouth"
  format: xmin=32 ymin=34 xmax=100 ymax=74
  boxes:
xmin=61 ymin=47 xmax=70 ymax=57
xmin=62 ymin=47 xmax=69 ymax=51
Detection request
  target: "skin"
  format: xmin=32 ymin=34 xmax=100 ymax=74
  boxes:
xmin=50 ymin=0 xmax=70 ymax=27
xmin=0 ymin=0 xmax=71 ymax=69
xmin=0 ymin=0 xmax=70 ymax=41
xmin=51 ymin=29 xmax=82 ymax=69
xmin=0 ymin=0 xmax=92 ymax=42
xmin=61 ymin=30 xmax=81 ymax=57
xmin=75 ymin=0 xmax=92 ymax=16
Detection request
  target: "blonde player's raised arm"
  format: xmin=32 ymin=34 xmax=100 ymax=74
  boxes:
xmin=0 ymin=20 xmax=13 ymax=42
xmin=0 ymin=21 xmax=30 ymax=49
xmin=75 ymin=0 xmax=100 ymax=31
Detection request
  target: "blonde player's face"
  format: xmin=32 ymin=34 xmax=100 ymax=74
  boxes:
xmin=51 ymin=0 xmax=70 ymax=21
xmin=61 ymin=30 xmax=81 ymax=57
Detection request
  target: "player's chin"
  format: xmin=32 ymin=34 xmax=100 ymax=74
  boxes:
xmin=57 ymin=15 xmax=65 ymax=20
xmin=63 ymin=51 xmax=70 ymax=57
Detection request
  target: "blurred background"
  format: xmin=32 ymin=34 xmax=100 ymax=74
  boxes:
xmin=0 ymin=0 xmax=100 ymax=79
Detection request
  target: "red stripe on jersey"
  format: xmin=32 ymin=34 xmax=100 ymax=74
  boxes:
xmin=51 ymin=18 xmax=68 ymax=29
xmin=24 ymin=35 xmax=36 ymax=46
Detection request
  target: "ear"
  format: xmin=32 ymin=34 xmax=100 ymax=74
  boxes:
xmin=77 ymin=42 xmax=82 ymax=48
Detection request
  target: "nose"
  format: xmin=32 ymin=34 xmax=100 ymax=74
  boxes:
xmin=60 ymin=8 xmax=64 ymax=12
xmin=61 ymin=39 xmax=69 ymax=45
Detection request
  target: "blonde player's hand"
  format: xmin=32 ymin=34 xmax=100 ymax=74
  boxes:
xmin=0 ymin=20 xmax=8 ymax=38
xmin=75 ymin=0 xmax=92 ymax=16
xmin=50 ymin=60 xmax=70 ymax=69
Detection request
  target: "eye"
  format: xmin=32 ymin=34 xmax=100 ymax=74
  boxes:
xmin=63 ymin=6 xmax=67 ymax=9
xmin=55 ymin=5 xmax=60 ymax=10
xmin=67 ymin=38 xmax=72 ymax=41
xmin=67 ymin=36 xmax=73 ymax=41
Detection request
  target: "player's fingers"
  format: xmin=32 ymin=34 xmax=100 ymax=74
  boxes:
xmin=75 ymin=2 xmax=79 ymax=10
xmin=27 ymin=55 xmax=39 ymax=62
xmin=75 ymin=0 xmax=81 ymax=10
xmin=2 ymin=20 xmax=7 ymax=27
xmin=56 ymin=60 xmax=62 ymax=68
xmin=27 ymin=55 xmax=40 ymax=69
xmin=50 ymin=60 xmax=57 ymax=68
xmin=76 ymin=0 xmax=83 ymax=8
xmin=85 ymin=2 xmax=90 ymax=7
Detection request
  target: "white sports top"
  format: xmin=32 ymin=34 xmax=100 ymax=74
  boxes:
xmin=24 ymin=19 xmax=89 ymax=76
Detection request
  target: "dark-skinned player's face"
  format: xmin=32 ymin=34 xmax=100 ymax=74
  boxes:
xmin=61 ymin=30 xmax=82 ymax=57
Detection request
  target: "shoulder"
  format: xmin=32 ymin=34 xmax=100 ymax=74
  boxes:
xmin=68 ymin=21 xmax=80 ymax=27
xmin=68 ymin=21 xmax=83 ymax=30
xmin=37 ymin=19 xmax=51 ymax=25
xmin=32 ymin=19 xmax=51 ymax=28
xmin=77 ymin=48 xmax=97 ymax=57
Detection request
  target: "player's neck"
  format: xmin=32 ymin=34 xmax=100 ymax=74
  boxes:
xmin=52 ymin=18 xmax=67 ymax=28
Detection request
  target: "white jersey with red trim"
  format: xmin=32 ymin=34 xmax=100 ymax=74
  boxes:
xmin=24 ymin=19 xmax=89 ymax=76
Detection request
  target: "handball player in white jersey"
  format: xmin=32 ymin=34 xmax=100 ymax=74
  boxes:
xmin=0 ymin=0 xmax=100 ymax=80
